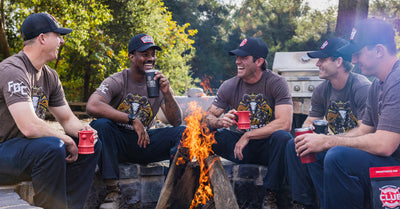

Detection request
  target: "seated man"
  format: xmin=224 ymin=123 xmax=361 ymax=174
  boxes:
xmin=86 ymin=34 xmax=185 ymax=208
xmin=204 ymin=37 xmax=293 ymax=209
xmin=0 ymin=13 xmax=101 ymax=209
xmin=285 ymin=37 xmax=371 ymax=209
xmin=295 ymin=18 xmax=400 ymax=209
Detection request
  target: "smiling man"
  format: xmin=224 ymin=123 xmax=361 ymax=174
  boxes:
xmin=0 ymin=13 xmax=101 ymax=209
xmin=285 ymin=37 xmax=371 ymax=209
xmin=294 ymin=18 xmax=400 ymax=209
xmin=204 ymin=37 xmax=293 ymax=209
xmin=86 ymin=33 xmax=185 ymax=208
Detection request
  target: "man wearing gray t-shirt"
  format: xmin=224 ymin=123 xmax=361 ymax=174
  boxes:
xmin=295 ymin=19 xmax=400 ymax=209
xmin=0 ymin=13 xmax=101 ymax=209
xmin=86 ymin=34 xmax=185 ymax=208
xmin=286 ymin=37 xmax=371 ymax=209
xmin=204 ymin=37 xmax=293 ymax=209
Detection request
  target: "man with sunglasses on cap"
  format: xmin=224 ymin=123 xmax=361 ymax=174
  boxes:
xmin=0 ymin=13 xmax=101 ymax=209
xmin=295 ymin=18 xmax=400 ymax=209
xmin=285 ymin=37 xmax=370 ymax=209
xmin=86 ymin=33 xmax=184 ymax=208
xmin=204 ymin=37 xmax=293 ymax=209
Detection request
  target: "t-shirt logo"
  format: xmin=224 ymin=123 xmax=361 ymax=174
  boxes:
xmin=326 ymin=101 xmax=358 ymax=134
xmin=240 ymin=39 xmax=247 ymax=47
xmin=32 ymin=86 xmax=48 ymax=119
xmin=8 ymin=81 xmax=28 ymax=96
xmin=97 ymin=84 xmax=109 ymax=94
xmin=237 ymin=93 xmax=272 ymax=129
xmin=117 ymin=93 xmax=153 ymax=129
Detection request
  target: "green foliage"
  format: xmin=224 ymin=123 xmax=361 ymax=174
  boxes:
xmin=2 ymin=0 xmax=196 ymax=100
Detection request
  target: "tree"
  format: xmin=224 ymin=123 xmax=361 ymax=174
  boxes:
xmin=1 ymin=0 xmax=197 ymax=100
xmin=335 ymin=0 xmax=369 ymax=38
xmin=163 ymin=0 xmax=235 ymax=90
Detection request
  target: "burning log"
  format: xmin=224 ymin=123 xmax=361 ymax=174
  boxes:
xmin=157 ymin=102 xmax=238 ymax=209
xmin=156 ymin=148 xmax=239 ymax=209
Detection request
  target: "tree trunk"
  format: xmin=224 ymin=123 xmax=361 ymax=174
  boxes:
xmin=335 ymin=0 xmax=369 ymax=38
xmin=0 ymin=0 xmax=11 ymax=58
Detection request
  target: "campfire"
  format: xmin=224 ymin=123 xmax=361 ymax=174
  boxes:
xmin=156 ymin=102 xmax=239 ymax=209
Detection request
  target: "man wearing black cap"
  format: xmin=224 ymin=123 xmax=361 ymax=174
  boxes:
xmin=0 ymin=13 xmax=101 ymax=209
xmin=86 ymin=33 xmax=184 ymax=208
xmin=295 ymin=18 xmax=400 ymax=209
xmin=204 ymin=37 xmax=293 ymax=209
xmin=285 ymin=37 xmax=371 ymax=209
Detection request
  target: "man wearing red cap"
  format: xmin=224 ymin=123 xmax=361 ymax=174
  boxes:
xmin=295 ymin=18 xmax=400 ymax=208
xmin=286 ymin=37 xmax=370 ymax=209
xmin=86 ymin=33 xmax=185 ymax=208
xmin=0 ymin=13 xmax=101 ymax=209
xmin=204 ymin=37 xmax=293 ymax=209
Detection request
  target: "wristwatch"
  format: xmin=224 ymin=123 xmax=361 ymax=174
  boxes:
xmin=128 ymin=114 xmax=136 ymax=125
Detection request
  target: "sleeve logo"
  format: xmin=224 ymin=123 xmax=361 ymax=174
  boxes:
xmin=8 ymin=81 xmax=28 ymax=96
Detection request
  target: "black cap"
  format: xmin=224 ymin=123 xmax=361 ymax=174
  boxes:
xmin=128 ymin=34 xmax=162 ymax=54
xmin=21 ymin=13 xmax=72 ymax=41
xmin=307 ymin=37 xmax=351 ymax=61
xmin=229 ymin=37 xmax=269 ymax=59
xmin=338 ymin=18 xmax=396 ymax=55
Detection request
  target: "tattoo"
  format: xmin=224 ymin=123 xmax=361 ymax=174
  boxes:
xmin=163 ymin=92 xmax=182 ymax=126
xmin=204 ymin=106 xmax=224 ymax=129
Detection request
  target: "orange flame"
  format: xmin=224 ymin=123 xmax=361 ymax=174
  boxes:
xmin=200 ymin=75 xmax=213 ymax=95
xmin=180 ymin=101 xmax=216 ymax=208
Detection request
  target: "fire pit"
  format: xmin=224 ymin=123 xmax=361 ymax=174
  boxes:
xmin=156 ymin=102 xmax=239 ymax=209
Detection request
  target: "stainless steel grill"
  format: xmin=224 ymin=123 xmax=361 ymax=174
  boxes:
xmin=272 ymin=51 xmax=323 ymax=115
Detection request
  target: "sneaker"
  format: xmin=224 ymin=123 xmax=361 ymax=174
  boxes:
xmin=261 ymin=190 xmax=278 ymax=209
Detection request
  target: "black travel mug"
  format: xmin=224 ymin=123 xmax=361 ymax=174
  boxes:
xmin=313 ymin=120 xmax=328 ymax=134
xmin=145 ymin=69 xmax=160 ymax=98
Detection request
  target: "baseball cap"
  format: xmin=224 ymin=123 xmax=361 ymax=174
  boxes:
xmin=338 ymin=18 xmax=396 ymax=55
xmin=21 ymin=13 xmax=72 ymax=41
xmin=229 ymin=37 xmax=269 ymax=59
xmin=128 ymin=34 xmax=162 ymax=54
xmin=307 ymin=37 xmax=350 ymax=61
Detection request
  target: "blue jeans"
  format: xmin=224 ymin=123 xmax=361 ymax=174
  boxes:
xmin=212 ymin=129 xmax=292 ymax=190
xmin=320 ymin=146 xmax=400 ymax=209
xmin=0 ymin=136 xmax=101 ymax=209
xmin=90 ymin=118 xmax=185 ymax=180
xmin=286 ymin=139 xmax=319 ymax=207
xmin=287 ymin=142 xmax=400 ymax=209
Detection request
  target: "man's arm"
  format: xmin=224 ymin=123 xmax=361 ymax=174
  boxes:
xmin=49 ymin=104 xmax=87 ymax=138
xmin=242 ymin=104 xmax=293 ymax=140
xmin=204 ymin=104 xmax=226 ymax=129
xmin=159 ymin=87 xmax=182 ymax=126
xmin=87 ymin=93 xmax=150 ymax=148
xmin=294 ymin=123 xmax=399 ymax=157
xmin=233 ymin=104 xmax=292 ymax=160
xmin=8 ymin=102 xmax=78 ymax=162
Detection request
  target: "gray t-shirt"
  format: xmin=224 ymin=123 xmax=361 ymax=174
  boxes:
xmin=0 ymin=51 xmax=66 ymax=143
xmin=362 ymin=60 xmax=400 ymax=160
xmin=213 ymin=70 xmax=292 ymax=130
xmin=93 ymin=69 xmax=164 ymax=130
xmin=309 ymin=72 xmax=371 ymax=134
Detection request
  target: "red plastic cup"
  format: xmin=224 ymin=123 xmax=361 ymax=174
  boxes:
xmin=234 ymin=111 xmax=251 ymax=129
xmin=294 ymin=127 xmax=316 ymax=163
xmin=78 ymin=130 xmax=95 ymax=154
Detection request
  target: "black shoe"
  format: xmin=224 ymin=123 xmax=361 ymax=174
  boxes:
xmin=261 ymin=190 xmax=278 ymax=209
